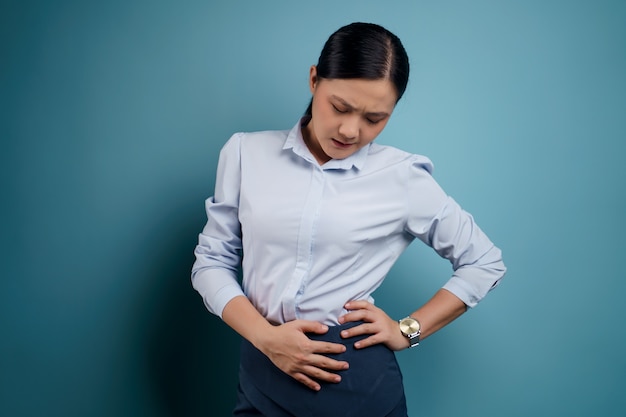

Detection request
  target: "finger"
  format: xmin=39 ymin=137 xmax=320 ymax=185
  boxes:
xmin=340 ymin=322 xmax=375 ymax=339
xmin=310 ymin=340 xmax=347 ymax=355
xmin=301 ymin=364 xmax=343 ymax=384
xmin=309 ymin=353 xmax=350 ymax=371
xmin=293 ymin=320 xmax=330 ymax=335
xmin=293 ymin=372 xmax=322 ymax=391
xmin=339 ymin=309 xmax=371 ymax=324
xmin=344 ymin=300 xmax=374 ymax=310
xmin=351 ymin=334 xmax=381 ymax=349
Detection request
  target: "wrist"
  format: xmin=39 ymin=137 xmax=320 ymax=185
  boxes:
xmin=249 ymin=320 xmax=276 ymax=352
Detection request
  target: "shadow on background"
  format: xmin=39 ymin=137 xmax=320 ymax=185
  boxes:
xmin=137 ymin=196 xmax=241 ymax=416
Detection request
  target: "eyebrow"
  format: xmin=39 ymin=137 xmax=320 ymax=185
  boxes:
xmin=330 ymin=95 xmax=390 ymax=119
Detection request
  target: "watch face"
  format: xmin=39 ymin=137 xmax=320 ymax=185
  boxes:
xmin=399 ymin=317 xmax=420 ymax=335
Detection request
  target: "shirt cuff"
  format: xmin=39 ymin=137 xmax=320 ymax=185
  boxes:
xmin=442 ymin=274 xmax=500 ymax=309
xmin=191 ymin=268 xmax=245 ymax=318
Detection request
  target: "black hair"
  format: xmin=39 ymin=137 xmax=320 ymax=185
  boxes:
xmin=304 ymin=22 xmax=410 ymax=117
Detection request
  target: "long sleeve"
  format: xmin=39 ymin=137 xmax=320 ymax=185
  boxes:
xmin=404 ymin=157 xmax=506 ymax=308
xmin=191 ymin=133 xmax=245 ymax=317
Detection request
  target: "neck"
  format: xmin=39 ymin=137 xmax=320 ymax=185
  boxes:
xmin=301 ymin=122 xmax=330 ymax=165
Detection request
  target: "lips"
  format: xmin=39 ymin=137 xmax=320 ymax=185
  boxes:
xmin=331 ymin=138 xmax=355 ymax=149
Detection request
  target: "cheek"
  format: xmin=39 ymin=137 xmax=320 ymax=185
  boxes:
xmin=363 ymin=123 xmax=387 ymax=142
xmin=319 ymin=112 xmax=339 ymax=134
xmin=312 ymin=103 xmax=333 ymax=127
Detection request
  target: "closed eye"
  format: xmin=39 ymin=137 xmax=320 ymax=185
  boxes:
xmin=332 ymin=104 xmax=348 ymax=114
xmin=366 ymin=115 xmax=387 ymax=125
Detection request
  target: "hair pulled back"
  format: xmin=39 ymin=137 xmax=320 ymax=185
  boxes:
xmin=305 ymin=22 xmax=410 ymax=117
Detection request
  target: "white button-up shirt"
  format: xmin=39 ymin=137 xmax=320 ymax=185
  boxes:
xmin=192 ymin=119 xmax=506 ymax=325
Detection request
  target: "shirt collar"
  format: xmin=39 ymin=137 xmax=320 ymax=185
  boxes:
xmin=282 ymin=118 xmax=369 ymax=171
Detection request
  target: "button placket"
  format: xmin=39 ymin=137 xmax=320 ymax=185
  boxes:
xmin=282 ymin=166 xmax=325 ymax=321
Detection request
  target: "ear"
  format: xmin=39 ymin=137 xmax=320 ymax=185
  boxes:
xmin=308 ymin=65 xmax=318 ymax=93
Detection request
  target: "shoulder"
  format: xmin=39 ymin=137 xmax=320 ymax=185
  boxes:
xmin=366 ymin=142 xmax=435 ymax=175
xmin=221 ymin=128 xmax=290 ymax=156
xmin=234 ymin=128 xmax=289 ymax=146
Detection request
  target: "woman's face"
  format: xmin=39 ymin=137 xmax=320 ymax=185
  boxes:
xmin=302 ymin=66 xmax=398 ymax=165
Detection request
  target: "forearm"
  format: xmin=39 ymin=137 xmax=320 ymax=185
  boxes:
xmin=221 ymin=295 xmax=274 ymax=349
xmin=410 ymin=288 xmax=467 ymax=340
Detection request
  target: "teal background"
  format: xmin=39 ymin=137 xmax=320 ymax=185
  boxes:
xmin=2 ymin=1 xmax=625 ymax=416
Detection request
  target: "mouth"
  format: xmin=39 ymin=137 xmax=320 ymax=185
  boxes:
xmin=331 ymin=138 xmax=355 ymax=149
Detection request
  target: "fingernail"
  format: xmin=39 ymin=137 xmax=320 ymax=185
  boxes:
xmin=354 ymin=342 xmax=361 ymax=349
xmin=341 ymin=330 xmax=348 ymax=337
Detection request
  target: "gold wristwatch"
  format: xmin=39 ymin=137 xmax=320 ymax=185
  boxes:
xmin=399 ymin=316 xmax=421 ymax=348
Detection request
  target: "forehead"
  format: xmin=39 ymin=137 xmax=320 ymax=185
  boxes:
xmin=318 ymin=78 xmax=397 ymax=112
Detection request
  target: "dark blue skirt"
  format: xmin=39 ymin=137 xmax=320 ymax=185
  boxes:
xmin=233 ymin=321 xmax=408 ymax=417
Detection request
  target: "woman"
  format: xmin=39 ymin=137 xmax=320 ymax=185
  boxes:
xmin=192 ymin=22 xmax=506 ymax=416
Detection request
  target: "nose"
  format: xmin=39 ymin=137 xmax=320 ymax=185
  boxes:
xmin=338 ymin=116 xmax=359 ymax=141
